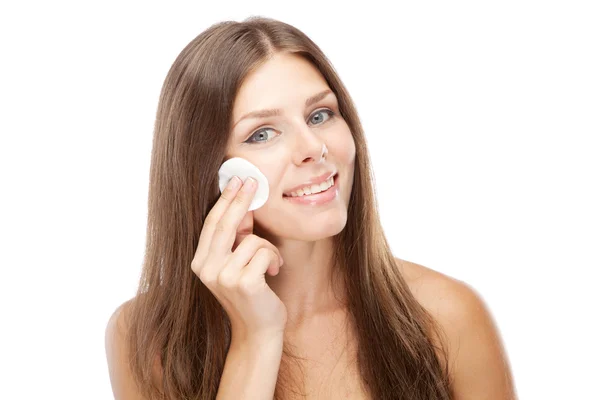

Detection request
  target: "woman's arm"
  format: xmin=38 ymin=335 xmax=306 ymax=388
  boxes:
xmin=216 ymin=334 xmax=284 ymax=400
xmin=105 ymin=299 xmax=283 ymax=400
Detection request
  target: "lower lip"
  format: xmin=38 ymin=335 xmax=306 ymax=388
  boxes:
xmin=283 ymin=174 xmax=339 ymax=205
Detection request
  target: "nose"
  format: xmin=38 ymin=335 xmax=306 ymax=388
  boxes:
xmin=291 ymin=124 xmax=328 ymax=165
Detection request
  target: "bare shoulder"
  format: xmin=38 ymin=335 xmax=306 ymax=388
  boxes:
xmin=395 ymin=258 xmax=470 ymax=315
xmin=105 ymin=296 xmax=162 ymax=400
xmin=105 ymin=297 xmax=136 ymax=361
xmin=395 ymin=258 xmax=517 ymax=400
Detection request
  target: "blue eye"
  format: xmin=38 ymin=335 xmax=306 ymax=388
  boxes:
xmin=309 ymin=109 xmax=335 ymax=125
xmin=245 ymin=127 xmax=278 ymax=144
xmin=244 ymin=109 xmax=335 ymax=145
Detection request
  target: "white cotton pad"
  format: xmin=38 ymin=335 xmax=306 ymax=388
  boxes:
xmin=218 ymin=157 xmax=270 ymax=211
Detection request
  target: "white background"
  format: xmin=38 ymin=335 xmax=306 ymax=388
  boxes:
xmin=1 ymin=1 xmax=598 ymax=399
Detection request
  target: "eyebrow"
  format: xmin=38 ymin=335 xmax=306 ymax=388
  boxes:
xmin=232 ymin=89 xmax=335 ymax=129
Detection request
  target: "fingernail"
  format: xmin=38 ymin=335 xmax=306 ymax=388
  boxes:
xmin=228 ymin=176 xmax=241 ymax=190
xmin=279 ymin=256 xmax=284 ymax=266
xmin=242 ymin=177 xmax=256 ymax=192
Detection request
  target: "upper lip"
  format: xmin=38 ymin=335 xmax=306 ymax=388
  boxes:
xmin=284 ymin=171 xmax=337 ymax=195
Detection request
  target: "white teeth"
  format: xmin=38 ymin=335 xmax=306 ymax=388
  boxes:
xmin=289 ymin=176 xmax=334 ymax=197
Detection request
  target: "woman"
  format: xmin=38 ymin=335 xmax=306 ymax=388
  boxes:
xmin=105 ymin=16 xmax=516 ymax=399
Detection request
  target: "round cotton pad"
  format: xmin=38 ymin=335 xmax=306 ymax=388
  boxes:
xmin=218 ymin=157 xmax=270 ymax=211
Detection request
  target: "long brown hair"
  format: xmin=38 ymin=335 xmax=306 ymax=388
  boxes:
xmin=127 ymin=16 xmax=453 ymax=399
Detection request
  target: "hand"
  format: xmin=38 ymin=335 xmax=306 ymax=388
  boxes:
xmin=191 ymin=176 xmax=287 ymax=342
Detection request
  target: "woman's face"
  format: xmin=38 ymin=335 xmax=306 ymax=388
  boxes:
xmin=225 ymin=52 xmax=356 ymax=241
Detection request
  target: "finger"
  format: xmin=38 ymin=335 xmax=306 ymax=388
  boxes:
xmin=232 ymin=210 xmax=254 ymax=252
xmin=195 ymin=176 xmax=242 ymax=262
xmin=210 ymin=177 xmax=257 ymax=257
xmin=238 ymin=247 xmax=281 ymax=286
xmin=226 ymin=234 xmax=282 ymax=275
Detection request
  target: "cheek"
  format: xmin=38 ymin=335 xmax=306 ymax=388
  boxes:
xmin=224 ymin=147 xmax=288 ymax=203
xmin=248 ymin=157 xmax=287 ymax=198
xmin=329 ymin=126 xmax=356 ymax=167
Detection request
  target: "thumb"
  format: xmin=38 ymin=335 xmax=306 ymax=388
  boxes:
xmin=232 ymin=210 xmax=254 ymax=251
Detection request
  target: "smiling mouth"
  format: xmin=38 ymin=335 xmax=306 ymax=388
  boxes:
xmin=282 ymin=173 xmax=338 ymax=198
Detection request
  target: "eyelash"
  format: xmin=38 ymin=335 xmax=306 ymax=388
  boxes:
xmin=244 ymin=108 xmax=336 ymax=145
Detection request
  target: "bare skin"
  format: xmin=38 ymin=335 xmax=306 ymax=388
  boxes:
xmin=268 ymin=258 xmax=517 ymax=399
xmin=106 ymin=258 xmax=517 ymax=399
xmin=106 ymin=52 xmax=516 ymax=399
xmin=225 ymin=52 xmax=356 ymax=329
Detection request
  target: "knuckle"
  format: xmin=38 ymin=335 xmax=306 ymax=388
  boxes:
xmin=233 ymin=194 xmax=246 ymax=205
xmin=190 ymin=259 xmax=202 ymax=274
xmin=224 ymin=183 xmax=240 ymax=195
xmin=256 ymin=247 xmax=271 ymax=258
xmin=219 ymin=192 xmax=235 ymax=205
xmin=257 ymin=236 xmax=271 ymax=248
xmin=198 ymin=267 xmax=213 ymax=284
xmin=220 ymin=189 xmax=233 ymax=200
xmin=203 ymin=213 xmax=217 ymax=228
xmin=214 ymin=221 xmax=227 ymax=234
xmin=243 ymin=233 xmax=259 ymax=245
xmin=238 ymin=277 xmax=256 ymax=296
xmin=250 ymin=234 xmax=268 ymax=249
xmin=217 ymin=270 xmax=237 ymax=288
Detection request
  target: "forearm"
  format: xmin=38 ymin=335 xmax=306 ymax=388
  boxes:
xmin=216 ymin=334 xmax=284 ymax=400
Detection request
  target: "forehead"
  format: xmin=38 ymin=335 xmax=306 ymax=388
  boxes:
xmin=232 ymin=53 xmax=330 ymax=118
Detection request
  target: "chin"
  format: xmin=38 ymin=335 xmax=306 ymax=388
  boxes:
xmin=261 ymin=209 xmax=348 ymax=241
